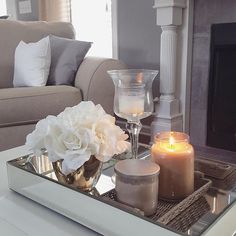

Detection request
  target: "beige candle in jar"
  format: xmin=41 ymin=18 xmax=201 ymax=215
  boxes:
xmin=115 ymin=159 xmax=160 ymax=216
xmin=151 ymin=132 xmax=194 ymax=201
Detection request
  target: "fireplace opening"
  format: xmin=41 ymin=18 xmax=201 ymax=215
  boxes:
xmin=207 ymin=23 xmax=236 ymax=152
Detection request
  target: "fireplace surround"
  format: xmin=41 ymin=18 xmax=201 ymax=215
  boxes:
xmin=190 ymin=0 xmax=236 ymax=153
xmin=207 ymin=23 xmax=236 ymax=152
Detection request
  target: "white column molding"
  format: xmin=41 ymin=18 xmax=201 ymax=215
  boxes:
xmin=160 ymin=25 xmax=177 ymax=99
xmin=151 ymin=0 xmax=186 ymax=141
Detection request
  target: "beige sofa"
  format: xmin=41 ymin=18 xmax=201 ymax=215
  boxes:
xmin=0 ymin=20 xmax=125 ymax=151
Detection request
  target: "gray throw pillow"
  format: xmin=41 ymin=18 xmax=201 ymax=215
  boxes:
xmin=48 ymin=35 xmax=91 ymax=85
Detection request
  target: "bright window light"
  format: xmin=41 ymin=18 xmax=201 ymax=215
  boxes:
xmin=71 ymin=0 xmax=112 ymax=58
xmin=0 ymin=0 xmax=7 ymax=16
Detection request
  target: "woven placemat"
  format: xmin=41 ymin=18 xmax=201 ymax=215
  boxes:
xmin=167 ymin=196 xmax=210 ymax=233
xmin=195 ymin=157 xmax=236 ymax=190
xmin=102 ymin=189 xmax=210 ymax=233
xmin=195 ymin=157 xmax=236 ymax=180
xmin=209 ymin=169 xmax=236 ymax=190
xmin=102 ymin=174 xmax=211 ymax=232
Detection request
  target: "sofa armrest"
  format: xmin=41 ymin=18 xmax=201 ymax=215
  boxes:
xmin=74 ymin=57 xmax=126 ymax=114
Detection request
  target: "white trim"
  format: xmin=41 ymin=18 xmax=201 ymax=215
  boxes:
xmin=154 ymin=0 xmax=186 ymax=9
xmin=151 ymin=1 xmax=186 ymax=137
xmin=178 ymin=0 xmax=194 ymax=132
xmin=6 ymin=0 xmax=17 ymax=20
xmin=111 ymin=0 xmax=119 ymax=59
xmin=152 ymin=0 xmax=195 ymax=136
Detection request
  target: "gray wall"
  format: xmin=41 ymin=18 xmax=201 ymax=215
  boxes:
xmin=190 ymin=0 xmax=236 ymax=147
xmin=6 ymin=0 xmax=38 ymax=21
xmin=117 ymin=0 xmax=161 ymax=70
xmin=117 ymin=0 xmax=161 ymax=104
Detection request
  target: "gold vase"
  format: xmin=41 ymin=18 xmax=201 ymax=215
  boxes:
xmin=52 ymin=155 xmax=103 ymax=191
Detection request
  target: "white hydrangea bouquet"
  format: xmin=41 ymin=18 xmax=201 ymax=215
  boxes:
xmin=26 ymin=101 xmax=130 ymax=175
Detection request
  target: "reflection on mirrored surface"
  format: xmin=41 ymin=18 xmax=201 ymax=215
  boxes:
xmin=11 ymin=152 xmax=114 ymax=196
xmin=14 ymin=153 xmax=56 ymax=180
xmin=7 ymin=151 xmax=236 ymax=236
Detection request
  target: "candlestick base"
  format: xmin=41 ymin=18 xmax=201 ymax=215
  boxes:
xmin=126 ymin=121 xmax=142 ymax=159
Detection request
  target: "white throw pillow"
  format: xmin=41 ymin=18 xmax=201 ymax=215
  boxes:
xmin=13 ymin=36 xmax=51 ymax=87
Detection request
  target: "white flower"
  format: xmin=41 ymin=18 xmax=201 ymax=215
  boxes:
xmin=92 ymin=114 xmax=130 ymax=162
xmin=26 ymin=115 xmax=58 ymax=156
xmin=60 ymin=127 xmax=100 ymax=175
xmin=26 ymin=101 xmax=130 ymax=175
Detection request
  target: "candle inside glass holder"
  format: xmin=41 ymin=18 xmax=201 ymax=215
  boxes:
xmin=151 ymin=132 xmax=194 ymax=201
xmin=119 ymin=94 xmax=144 ymax=116
xmin=108 ymin=69 xmax=158 ymax=159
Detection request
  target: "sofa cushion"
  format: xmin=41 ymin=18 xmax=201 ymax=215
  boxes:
xmin=13 ymin=36 xmax=51 ymax=87
xmin=48 ymin=35 xmax=91 ymax=86
xmin=0 ymin=85 xmax=82 ymax=128
xmin=0 ymin=20 xmax=75 ymax=88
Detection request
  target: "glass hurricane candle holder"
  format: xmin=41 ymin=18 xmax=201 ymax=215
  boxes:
xmin=151 ymin=132 xmax=194 ymax=201
xmin=108 ymin=69 xmax=158 ymax=159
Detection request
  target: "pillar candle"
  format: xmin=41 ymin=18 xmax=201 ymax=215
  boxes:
xmin=115 ymin=159 xmax=160 ymax=216
xmin=119 ymin=94 xmax=144 ymax=115
xmin=151 ymin=131 xmax=194 ymax=201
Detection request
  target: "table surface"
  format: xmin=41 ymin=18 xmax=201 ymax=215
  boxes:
xmin=0 ymin=145 xmax=236 ymax=236
xmin=0 ymin=146 xmax=100 ymax=236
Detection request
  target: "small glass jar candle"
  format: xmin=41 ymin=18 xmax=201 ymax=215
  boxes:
xmin=151 ymin=132 xmax=194 ymax=201
xmin=115 ymin=159 xmax=160 ymax=216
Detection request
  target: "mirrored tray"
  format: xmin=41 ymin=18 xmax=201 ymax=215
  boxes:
xmin=6 ymin=152 xmax=236 ymax=236
xmin=102 ymin=173 xmax=211 ymax=226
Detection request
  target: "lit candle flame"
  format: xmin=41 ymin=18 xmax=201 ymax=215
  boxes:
xmin=169 ymin=135 xmax=175 ymax=149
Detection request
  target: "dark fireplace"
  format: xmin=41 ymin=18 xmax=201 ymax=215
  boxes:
xmin=207 ymin=23 xmax=236 ymax=152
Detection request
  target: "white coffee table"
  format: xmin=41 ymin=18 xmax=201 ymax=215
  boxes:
xmin=0 ymin=145 xmax=99 ymax=236
xmin=0 ymin=145 xmax=236 ymax=236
